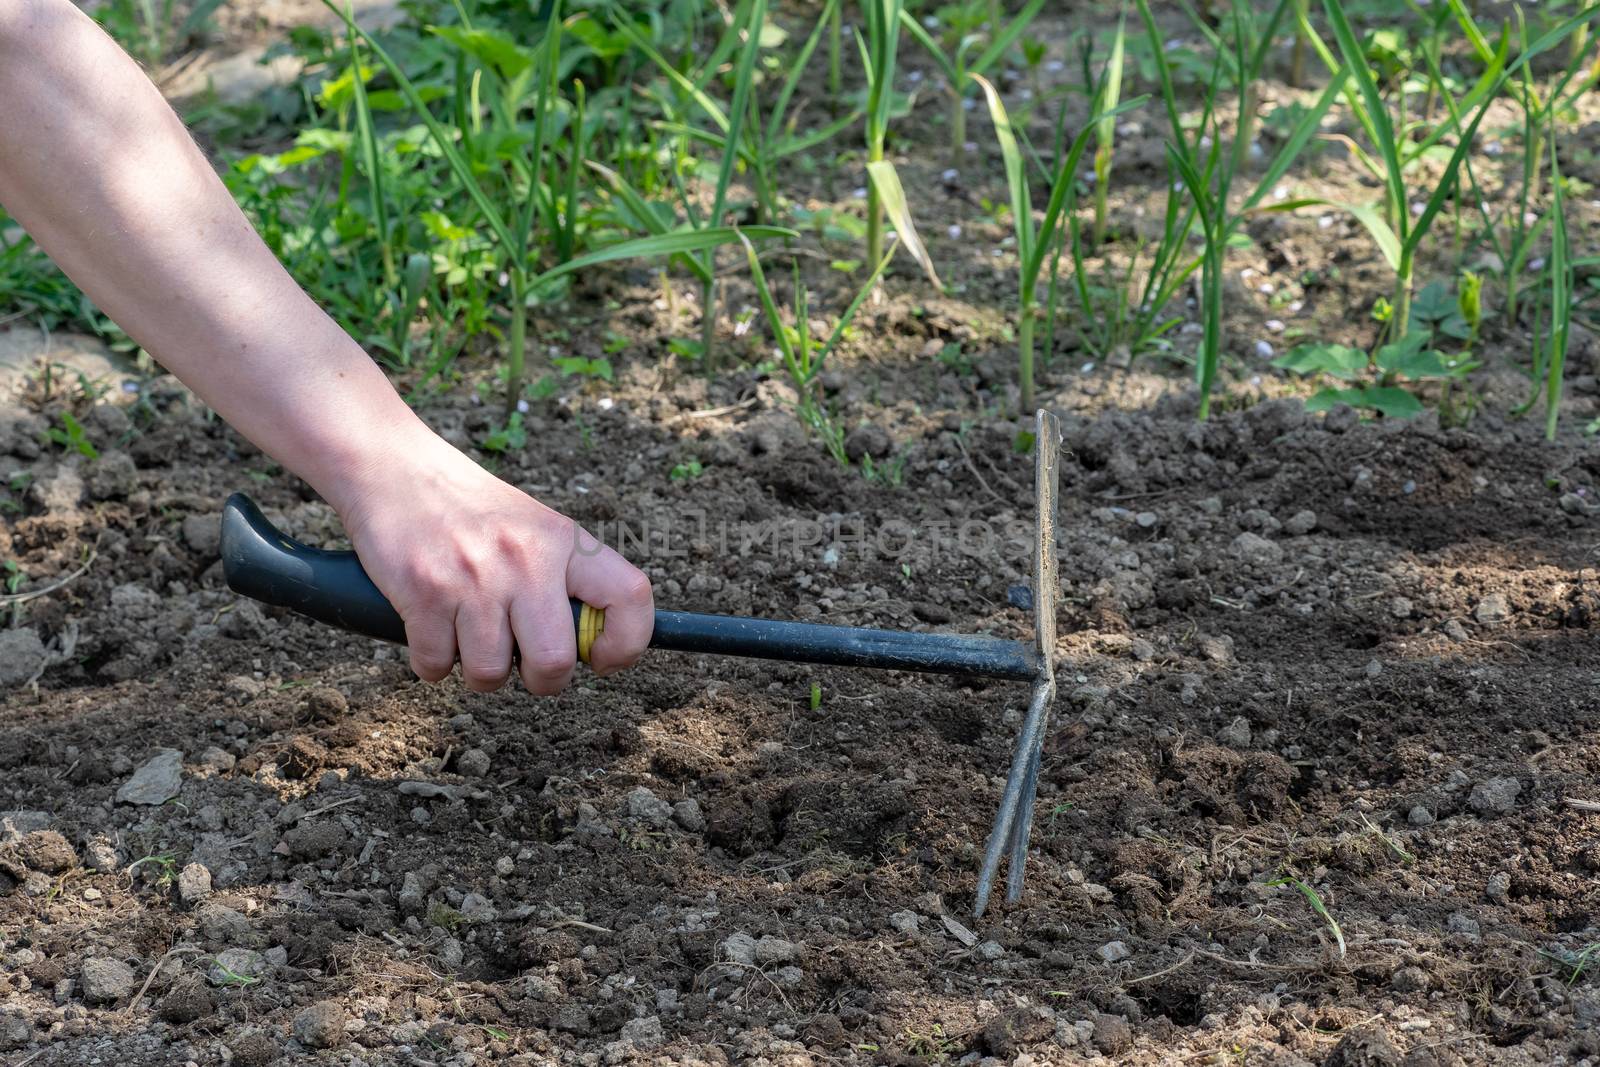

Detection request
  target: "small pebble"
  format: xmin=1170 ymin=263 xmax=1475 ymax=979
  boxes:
xmin=1097 ymin=940 xmax=1130 ymax=964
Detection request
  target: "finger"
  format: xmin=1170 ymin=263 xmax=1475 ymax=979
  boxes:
xmin=565 ymin=526 xmax=653 ymax=677
xmin=403 ymin=610 xmax=458 ymax=683
xmin=455 ymin=600 xmax=515 ymax=692
xmin=511 ymin=584 xmax=576 ymax=696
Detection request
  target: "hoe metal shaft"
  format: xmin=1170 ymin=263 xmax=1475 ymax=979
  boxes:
xmin=219 ymin=411 xmax=1062 ymax=915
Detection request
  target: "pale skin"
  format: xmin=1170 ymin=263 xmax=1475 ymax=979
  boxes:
xmin=0 ymin=0 xmax=654 ymax=693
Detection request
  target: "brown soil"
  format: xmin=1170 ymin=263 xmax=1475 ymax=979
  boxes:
xmin=6 ymin=4 xmax=1600 ymax=1066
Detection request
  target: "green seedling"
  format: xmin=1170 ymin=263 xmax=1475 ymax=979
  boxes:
xmin=861 ymin=0 xmax=902 ymax=273
xmin=1539 ymin=943 xmax=1600 ymax=986
xmin=668 ymin=458 xmax=703 ymax=481
xmin=206 ymin=958 xmax=262 ymax=988
xmin=1270 ymin=874 xmax=1346 ymax=958
xmin=1458 ymin=270 xmax=1483 ymax=345
xmin=899 ymin=0 xmax=1048 ymax=165
xmin=44 ymin=412 xmax=98 ymax=460
xmin=971 ymin=75 xmax=1140 ymax=412
xmin=809 ymin=682 xmax=822 ymax=711
xmin=1537 ymin=133 xmax=1572 ymax=442
xmin=127 ymin=853 xmax=179 ymax=887
xmin=1297 ymin=0 xmax=1598 ymax=342
xmin=741 ymin=233 xmax=897 ymax=465
xmin=95 ymin=0 xmax=225 ymax=67
xmin=553 ymin=356 xmax=614 ymax=382
xmin=1138 ymin=0 xmax=1349 ymax=419
xmin=1089 ymin=11 xmax=1127 ymax=247
xmin=1274 ymin=322 xmax=1476 ymax=419
xmin=606 ymin=0 xmax=818 ymax=364
xmin=480 ymin=413 xmax=527 ymax=453
xmin=1359 ymin=813 xmax=1416 ymax=864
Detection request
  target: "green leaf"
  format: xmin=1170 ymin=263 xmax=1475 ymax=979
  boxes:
xmin=1336 ymin=201 xmax=1402 ymax=273
xmin=971 ymin=0 xmax=1050 ymax=76
xmin=430 ymin=26 xmax=535 ymax=81
xmin=527 ymin=225 xmax=794 ymax=294
xmin=322 ymin=3 xmax=518 ymax=255
xmin=866 ymin=160 xmax=942 ymax=289
xmin=1304 ymin=387 xmax=1362 ymax=413
xmin=1376 ymin=332 xmax=1448 ymax=379
xmin=1274 ymin=343 xmax=1368 ymax=380
xmin=1411 ymin=281 xmax=1455 ymax=323
xmin=1361 ymin=386 xmax=1424 ymax=418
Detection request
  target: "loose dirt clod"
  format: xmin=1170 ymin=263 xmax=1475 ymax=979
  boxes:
xmin=292 ymin=999 xmax=346 ymax=1049
xmin=80 ymin=957 xmax=136 ymax=1004
xmin=114 ymin=749 xmax=183 ymax=806
xmin=0 ymin=628 xmax=46 ymax=686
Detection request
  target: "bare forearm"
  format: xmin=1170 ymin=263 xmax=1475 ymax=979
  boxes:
xmin=0 ymin=0 xmax=654 ymax=690
xmin=0 ymin=0 xmax=434 ymax=510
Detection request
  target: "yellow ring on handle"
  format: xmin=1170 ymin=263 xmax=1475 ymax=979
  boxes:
xmin=577 ymin=603 xmax=605 ymax=665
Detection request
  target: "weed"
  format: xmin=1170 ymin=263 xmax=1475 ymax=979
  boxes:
xmin=480 ymin=413 xmax=527 ymax=453
xmin=669 ymin=458 xmax=703 ymax=481
xmin=427 ymin=901 xmax=466 ymax=930
xmin=127 ymin=853 xmax=179 ymax=888
xmin=901 ymin=0 xmax=1048 ymax=165
xmin=43 ymin=412 xmax=98 ymax=460
xmin=1269 ymin=874 xmax=1346 ymax=958
xmin=740 ymin=233 xmax=895 ymax=465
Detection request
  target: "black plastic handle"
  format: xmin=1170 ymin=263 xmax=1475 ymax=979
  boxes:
xmin=220 ymin=494 xmax=1038 ymax=680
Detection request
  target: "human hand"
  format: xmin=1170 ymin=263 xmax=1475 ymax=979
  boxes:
xmin=332 ymin=434 xmax=653 ymax=694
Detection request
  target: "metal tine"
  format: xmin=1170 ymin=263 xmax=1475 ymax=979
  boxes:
xmin=974 ymin=408 xmax=1061 ymax=917
xmin=1004 ymin=684 xmax=1052 ymax=903
xmin=973 ymin=677 xmax=1054 ymax=917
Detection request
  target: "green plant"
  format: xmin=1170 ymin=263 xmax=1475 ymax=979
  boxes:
xmin=809 ymin=681 xmax=822 ymax=711
xmin=330 ymin=1 xmax=779 ymax=407
xmin=861 ymin=0 xmax=903 ymax=273
xmin=1454 ymin=2 xmax=1600 ymax=322
xmin=95 ymin=0 xmax=226 ymax=68
xmin=1139 ymin=0 xmax=1349 ymax=419
xmin=1539 ymin=943 xmax=1600 ymax=986
xmin=481 ymin=412 xmax=527 ymax=453
xmin=608 ymin=0 xmax=817 ymax=365
xmin=427 ymin=900 xmax=466 ymax=930
xmin=127 ymin=852 xmax=179 ymax=887
xmin=1274 ymin=324 xmax=1475 ymax=418
xmin=44 ymin=412 xmax=99 ymax=460
xmin=669 ymin=457 xmax=704 ymax=480
xmin=899 ymin=0 xmax=1048 ymax=165
xmin=741 ymin=235 xmax=896 ymax=465
xmin=1089 ymin=10 xmax=1127 ymax=247
xmin=1270 ymin=874 xmax=1346 ymax=958
xmin=1297 ymin=0 xmax=1598 ymax=343
xmin=970 ymin=77 xmax=1140 ymax=411
xmin=1536 ymin=135 xmax=1572 ymax=442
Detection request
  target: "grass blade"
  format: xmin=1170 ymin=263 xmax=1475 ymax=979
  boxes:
xmin=1546 ymin=132 xmax=1570 ymax=442
xmin=526 ymin=226 xmax=796 ymax=292
xmin=323 ymin=1 xmax=517 ymax=253
xmin=865 ymin=160 xmax=941 ymax=288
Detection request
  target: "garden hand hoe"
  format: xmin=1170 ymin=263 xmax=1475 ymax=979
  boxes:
xmin=220 ymin=411 xmax=1061 ymax=916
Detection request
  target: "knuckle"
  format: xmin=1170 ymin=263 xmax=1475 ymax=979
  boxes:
xmin=409 ymin=652 xmax=453 ymax=681
xmin=523 ymin=646 xmax=573 ymax=678
xmin=520 ymin=669 xmax=568 ymax=697
xmin=619 ymin=570 xmax=654 ymax=610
